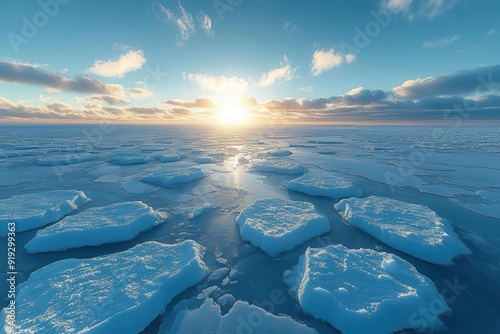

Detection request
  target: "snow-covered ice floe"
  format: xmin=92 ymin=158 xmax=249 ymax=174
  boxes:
xmin=251 ymin=159 xmax=304 ymax=175
xmin=0 ymin=240 xmax=208 ymax=334
xmin=334 ymin=196 xmax=471 ymax=265
xmin=155 ymin=153 xmax=183 ymax=163
xmin=168 ymin=299 xmax=318 ymax=334
xmin=25 ymin=201 xmax=168 ymax=253
xmin=108 ymin=152 xmax=148 ymax=165
xmin=236 ymin=198 xmax=330 ymax=256
xmin=287 ymin=171 xmax=362 ymax=199
xmin=0 ymin=190 xmax=90 ymax=235
xmin=142 ymin=167 xmax=204 ymax=187
xmin=269 ymin=149 xmax=293 ymax=157
xmin=36 ymin=153 xmax=93 ymax=166
xmin=283 ymin=245 xmax=451 ymax=334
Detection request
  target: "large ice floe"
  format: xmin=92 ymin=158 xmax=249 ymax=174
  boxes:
xmin=0 ymin=190 xmax=90 ymax=235
xmin=142 ymin=167 xmax=204 ymax=187
xmin=284 ymin=245 xmax=451 ymax=334
xmin=167 ymin=299 xmax=318 ymax=334
xmin=287 ymin=171 xmax=362 ymax=199
xmin=251 ymin=159 xmax=304 ymax=175
xmin=0 ymin=240 xmax=208 ymax=334
xmin=236 ymin=198 xmax=330 ymax=256
xmin=334 ymin=196 xmax=471 ymax=265
xmin=25 ymin=201 xmax=167 ymax=253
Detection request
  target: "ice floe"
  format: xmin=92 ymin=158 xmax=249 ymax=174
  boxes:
xmin=167 ymin=299 xmax=318 ymax=334
xmin=25 ymin=201 xmax=167 ymax=253
xmin=287 ymin=171 xmax=362 ymax=199
xmin=0 ymin=190 xmax=90 ymax=235
xmin=1 ymin=240 xmax=208 ymax=334
xmin=108 ymin=152 xmax=149 ymax=165
xmin=236 ymin=198 xmax=330 ymax=256
xmin=142 ymin=167 xmax=204 ymax=187
xmin=334 ymin=196 xmax=471 ymax=265
xmin=36 ymin=154 xmax=94 ymax=166
xmin=284 ymin=245 xmax=451 ymax=334
xmin=251 ymin=159 xmax=304 ymax=175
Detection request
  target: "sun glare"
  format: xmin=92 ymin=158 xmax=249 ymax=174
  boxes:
xmin=215 ymin=96 xmax=251 ymax=125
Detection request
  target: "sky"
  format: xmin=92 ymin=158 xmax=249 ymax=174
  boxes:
xmin=0 ymin=0 xmax=499 ymax=125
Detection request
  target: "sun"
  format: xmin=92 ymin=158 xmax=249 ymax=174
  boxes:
xmin=215 ymin=96 xmax=252 ymax=125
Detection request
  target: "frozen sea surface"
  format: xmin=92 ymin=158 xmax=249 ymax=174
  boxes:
xmin=0 ymin=125 xmax=499 ymax=334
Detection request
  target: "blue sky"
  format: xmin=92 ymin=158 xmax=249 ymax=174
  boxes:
xmin=0 ymin=0 xmax=499 ymax=124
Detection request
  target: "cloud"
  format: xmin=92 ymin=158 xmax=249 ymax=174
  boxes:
xmin=344 ymin=87 xmax=388 ymax=105
xmin=299 ymin=86 xmax=314 ymax=93
xmin=0 ymin=59 xmax=123 ymax=95
xmin=393 ymin=65 xmax=500 ymax=98
xmin=258 ymin=56 xmax=297 ymax=87
xmin=417 ymin=0 xmax=461 ymax=19
xmin=155 ymin=1 xmax=195 ymax=46
xmin=283 ymin=21 xmax=299 ymax=34
xmin=198 ymin=12 xmax=213 ymax=37
xmin=422 ymin=34 xmax=461 ymax=48
xmin=163 ymin=98 xmax=215 ymax=109
xmin=380 ymin=0 xmax=413 ymax=14
xmin=311 ymin=48 xmax=356 ymax=76
xmin=381 ymin=0 xmax=461 ymax=19
xmin=486 ymin=28 xmax=496 ymax=37
xmin=88 ymin=50 xmax=146 ymax=78
xmin=127 ymin=88 xmax=153 ymax=97
xmin=78 ymin=95 xmax=129 ymax=108
xmin=186 ymin=73 xmax=249 ymax=93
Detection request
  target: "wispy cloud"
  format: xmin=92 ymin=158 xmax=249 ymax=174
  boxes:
xmin=311 ymin=48 xmax=356 ymax=76
xmin=154 ymin=2 xmax=214 ymax=46
xmin=163 ymin=98 xmax=215 ymax=109
xmin=0 ymin=59 xmax=123 ymax=95
xmin=198 ymin=12 xmax=213 ymax=37
xmin=186 ymin=73 xmax=249 ymax=94
xmin=380 ymin=0 xmax=413 ymax=15
xmin=299 ymin=86 xmax=314 ymax=93
xmin=381 ymin=0 xmax=461 ymax=20
xmin=283 ymin=21 xmax=299 ymax=34
xmin=88 ymin=50 xmax=146 ymax=78
xmin=422 ymin=34 xmax=461 ymax=48
xmin=486 ymin=28 xmax=496 ymax=37
xmin=155 ymin=1 xmax=195 ymax=46
xmin=258 ymin=56 xmax=297 ymax=87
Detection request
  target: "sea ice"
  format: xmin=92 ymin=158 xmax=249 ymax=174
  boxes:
xmin=251 ymin=159 xmax=304 ymax=175
xmin=334 ymin=196 xmax=471 ymax=265
xmin=283 ymin=245 xmax=451 ymax=334
xmin=236 ymin=198 xmax=330 ymax=256
xmin=287 ymin=171 xmax=362 ymax=198
xmin=25 ymin=201 xmax=167 ymax=253
xmin=0 ymin=190 xmax=90 ymax=235
xmin=36 ymin=153 xmax=93 ymax=166
xmin=218 ymin=301 xmax=318 ymax=334
xmin=108 ymin=152 xmax=148 ymax=165
xmin=168 ymin=298 xmax=222 ymax=334
xmin=1 ymin=240 xmax=208 ymax=334
xmin=167 ymin=299 xmax=318 ymax=334
xmin=269 ymin=149 xmax=293 ymax=156
xmin=195 ymin=157 xmax=214 ymax=164
xmin=142 ymin=167 xmax=204 ymax=187
xmin=155 ymin=153 xmax=183 ymax=162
